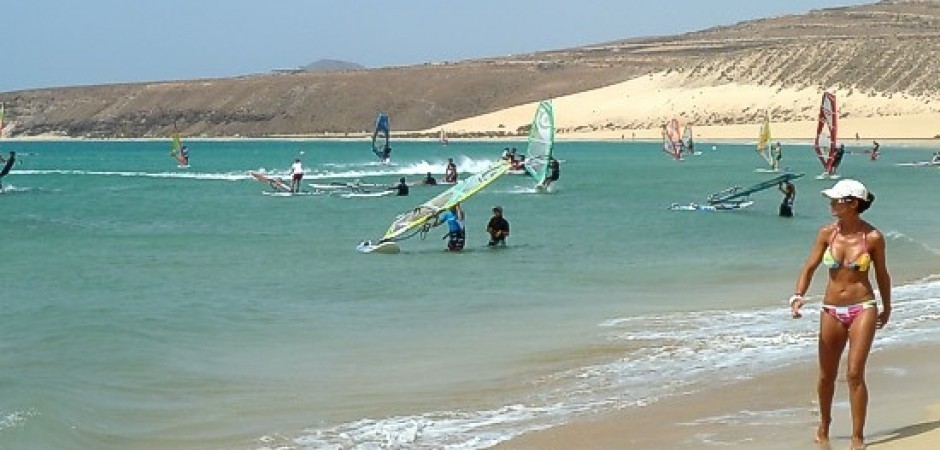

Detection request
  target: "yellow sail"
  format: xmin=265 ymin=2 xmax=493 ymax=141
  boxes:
xmin=756 ymin=114 xmax=774 ymax=168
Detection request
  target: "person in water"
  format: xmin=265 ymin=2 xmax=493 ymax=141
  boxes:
xmin=434 ymin=203 xmax=465 ymax=251
xmin=422 ymin=172 xmax=437 ymax=186
xmin=870 ymin=141 xmax=880 ymax=160
xmin=0 ymin=151 xmax=15 ymax=190
xmin=486 ymin=206 xmax=510 ymax=246
xmin=830 ymin=143 xmax=846 ymax=175
xmin=393 ymin=177 xmax=409 ymax=196
xmin=180 ymin=146 xmax=190 ymax=165
xmin=444 ymin=158 xmax=458 ymax=183
xmin=381 ymin=144 xmax=391 ymax=163
xmin=541 ymin=156 xmax=560 ymax=188
xmin=789 ymin=179 xmax=891 ymax=450
xmin=288 ymin=158 xmax=304 ymax=193
xmin=778 ymin=179 xmax=795 ymax=217
xmin=772 ymin=141 xmax=783 ymax=170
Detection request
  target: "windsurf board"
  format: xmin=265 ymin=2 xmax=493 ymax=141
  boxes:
xmin=340 ymin=190 xmax=395 ymax=198
xmin=357 ymin=240 xmax=401 ymax=254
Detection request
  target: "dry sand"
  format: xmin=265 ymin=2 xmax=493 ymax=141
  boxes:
xmin=494 ymin=343 xmax=940 ymax=450
xmin=432 ymin=71 xmax=940 ymax=142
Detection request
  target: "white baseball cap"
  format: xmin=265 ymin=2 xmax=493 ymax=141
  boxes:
xmin=821 ymin=179 xmax=869 ymax=200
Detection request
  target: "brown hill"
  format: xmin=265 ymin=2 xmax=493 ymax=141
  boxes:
xmin=0 ymin=0 xmax=937 ymax=138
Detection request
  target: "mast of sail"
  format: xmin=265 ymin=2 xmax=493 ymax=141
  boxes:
xmin=708 ymin=173 xmax=805 ymax=204
xmin=523 ymin=100 xmax=554 ymax=184
xmin=814 ymin=92 xmax=838 ymax=172
xmin=372 ymin=113 xmax=390 ymax=160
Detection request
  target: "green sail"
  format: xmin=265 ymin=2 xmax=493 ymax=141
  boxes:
xmin=523 ymin=100 xmax=555 ymax=184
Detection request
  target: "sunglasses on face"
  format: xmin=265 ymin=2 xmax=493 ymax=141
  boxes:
xmin=829 ymin=197 xmax=854 ymax=205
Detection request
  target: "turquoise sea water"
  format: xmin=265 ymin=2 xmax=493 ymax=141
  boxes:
xmin=1 ymin=139 xmax=938 ymax=450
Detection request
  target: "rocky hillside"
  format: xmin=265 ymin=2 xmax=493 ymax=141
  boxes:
xmin=0 ymin=0 xmax=937 ymax=138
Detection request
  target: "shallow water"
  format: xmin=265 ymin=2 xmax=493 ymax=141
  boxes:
xmin=1 ymin=139 xmax=938 ymax=449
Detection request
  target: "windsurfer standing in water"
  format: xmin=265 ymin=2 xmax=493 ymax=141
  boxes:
xmin=830 ymin=143 xmax=846 ymax=175
xmin=444 ymin=158 xmax=458 ymax=183
xmin=434 ymin=203 xmax=465 ymax=251
xmin=772 ymin=142 xmax=783 ymax=171
xmin=541 ymin=156 xmax=560 ymax=189
xmin=288 ymin=158 xmax=304 ymax=193
xmin=778 ymin=179 xmax=795 ymax=217
xmin=381 ymin=144 xmax=391 ymax=164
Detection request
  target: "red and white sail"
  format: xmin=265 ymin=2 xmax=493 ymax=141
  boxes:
xmin=661 ymin=118 xmax=682 ymax=160
xmin=813 ymin=92 xmax=838 ymax=173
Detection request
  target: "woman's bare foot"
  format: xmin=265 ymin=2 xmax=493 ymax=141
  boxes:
xmin=850 ymin=437 xmax=866 ymax=449
xmin=815 ymin=424 xmax=830 ymax=445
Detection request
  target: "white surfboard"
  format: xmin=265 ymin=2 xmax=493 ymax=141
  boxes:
xmin=357 ymin=240 xmax=401 ymax=254
xmin=340 ymin=190 xmax=395 ymax=198
xmin=262 ymin=191 xmax=315 ymax=197
xmin=896 ymin=161 xmax=940 ymax=167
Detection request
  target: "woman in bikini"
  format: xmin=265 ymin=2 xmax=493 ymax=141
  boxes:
xmin=789 ymin=178 xmax=892 ymax=450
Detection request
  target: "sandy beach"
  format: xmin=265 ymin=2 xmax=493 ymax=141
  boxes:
xmin=431 ymin=70 xmax=940 ymax=142
xmin=495 ymin=343 xmax=940 ymax=450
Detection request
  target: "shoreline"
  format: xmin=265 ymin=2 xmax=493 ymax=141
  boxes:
xmin=494 ymin=342 xmax=940 ymax=450
xmin=2 ymin=132 xmax=939 ymax=146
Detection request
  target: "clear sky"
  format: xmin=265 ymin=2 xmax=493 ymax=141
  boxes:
xmin=2 ymin=0 xmax=864 ymax=93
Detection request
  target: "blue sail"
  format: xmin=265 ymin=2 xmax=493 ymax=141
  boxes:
xmin=371 ymin=113 xmax=390 ymax=161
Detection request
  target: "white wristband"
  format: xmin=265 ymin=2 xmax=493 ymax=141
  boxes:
xmin=789 ymin=294 xmax=804 ymax=306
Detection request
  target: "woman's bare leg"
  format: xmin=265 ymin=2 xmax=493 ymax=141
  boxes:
xmin=817 ymin=313 xmax=848 ymax=443
xmin=846 ymin=308 xmax=878 ymax=449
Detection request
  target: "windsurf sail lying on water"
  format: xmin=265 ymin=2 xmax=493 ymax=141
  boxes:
xmin=169 ymin=124 xmax=189 ymax=167
xmin=379 ymin=160 xmax=510 ymax=243
xmin=250 ymin=171 xmax=292 ymax=193
xmin=661 ymin=118 xmax=682 ymax=160
xmin=756 ymin=114 xmax=775 ymax=170
xmin=522 ymin=100 xmax=555 ymax=185
xmin=814 ymin=92 xmax=838 ymax=174
xmin=372 ymin=113 xmax=390 ymax=162
xmin=707 ymin=173 xmax=804 ymax=205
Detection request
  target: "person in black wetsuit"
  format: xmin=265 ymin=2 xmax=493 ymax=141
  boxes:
xmin=393 ymin=177 xmax=409 ymax=196
xmin=778 ymin=180 xmax=795 ymax=217
xmin=486 ymin=206 xmax=510 ymax=246
xmin=0 ymin=151 xmax=15 ymax=190
xmin=541 ymin=156 xmax=560 ymax=188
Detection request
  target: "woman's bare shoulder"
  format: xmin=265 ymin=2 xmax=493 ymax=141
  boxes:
xmin=864 ymin=221 xmax=885 ymax=242
xmin=817 ymin=221 xmax=838 ymax=236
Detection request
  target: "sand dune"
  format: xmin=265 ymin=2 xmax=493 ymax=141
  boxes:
xmin=432 ymin=70 xmax=940 ymax=140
